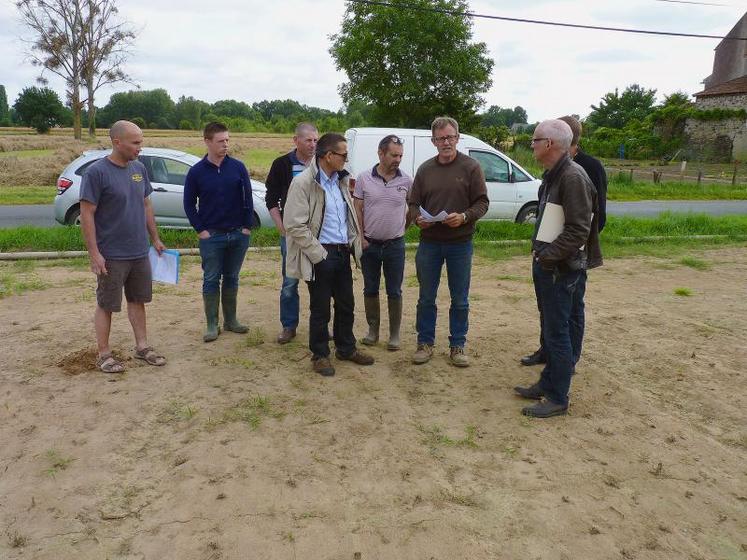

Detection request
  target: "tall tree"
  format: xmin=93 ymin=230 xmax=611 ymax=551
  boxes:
xmin=17 ymin=0 xmax=85 ymax=138
xmin=79 ymin=0 xmax=136 ymax=137
xmin=587 ymin=84 xmax=657 ymax=130
xmin=0 ymin=85 xmax=9 ymax=126
xmin=330 ymin=0 xmax=493 ymax=128
xmin=13 ymin=86 xmax=65 ymax=133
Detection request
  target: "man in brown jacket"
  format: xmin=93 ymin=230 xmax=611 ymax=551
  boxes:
xmin=407 ymin=116 xmax=489 ymax=367
xmin=514 ymin=119 xmax=602 ymax=418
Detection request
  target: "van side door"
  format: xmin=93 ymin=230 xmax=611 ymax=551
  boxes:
xmin=468 ymin=150 xmax=517 ymax=219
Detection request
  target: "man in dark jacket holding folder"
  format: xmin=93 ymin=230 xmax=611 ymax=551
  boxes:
xmin=514 ymin=119 xmax=602 ymax=418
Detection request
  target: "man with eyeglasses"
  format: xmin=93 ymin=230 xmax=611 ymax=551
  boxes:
xmin=520 ymin=115 xmax=607 ymax=369
xmin=265 ymin=123 xmax=319 ymax=345
xmin=353 ymin=134 xmax=412 ymax=351
xmin=407 ymin=116 xmax=489 ymax=367
xmin=283 ymin=132 xmax=374 ymax=377
xmin=514 ymin=119 xmax=602 ymax=418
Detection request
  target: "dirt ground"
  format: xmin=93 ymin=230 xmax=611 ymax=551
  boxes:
xmin=0 ymin=247 xmax=745 ymax=560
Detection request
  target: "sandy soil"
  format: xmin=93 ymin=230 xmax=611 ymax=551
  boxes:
xmin=0 ymin=247 xmax=745 ymax=560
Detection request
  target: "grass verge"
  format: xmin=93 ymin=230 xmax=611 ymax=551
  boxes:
xmin=0 ymin=213 xmax=746 ymax=253
xmin=0 ymin=186 xmax=55 ymax=205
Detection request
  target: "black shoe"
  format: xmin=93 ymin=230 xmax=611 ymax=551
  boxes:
xmin=520 ymin=348 xmax=546 ymax=366
xmin=513 ymin=383 xmax=544 ymax=400
xmin=521 ymin=399 xmax=568 ymax=418
xmin=312 ymin=356 xmax=335 ymax=377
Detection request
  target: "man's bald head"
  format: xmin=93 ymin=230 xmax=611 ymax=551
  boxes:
xmin=109 ymin=120 xmax=141 ymax=140
xmin=108 ymin=120 xmax=143 ymax=163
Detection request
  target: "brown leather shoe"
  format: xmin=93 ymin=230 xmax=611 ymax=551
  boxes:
xmin=277 ymin=327 xmax=296 ymax=344
xmin=312 ymin=356 xmax=335 ymax=377
xmin=335 ymin=349 xmax=374 ymax=365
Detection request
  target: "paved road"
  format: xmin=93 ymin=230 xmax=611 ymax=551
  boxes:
xmin=2 ymin=201 xmax=747 ymax=228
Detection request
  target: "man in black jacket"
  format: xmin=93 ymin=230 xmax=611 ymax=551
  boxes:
xmin=514 ymin=119 xmax=602 ymax=418
xmin=265 ymin=123 xmax=319 ymax=344
xmin=520 ymin=115 xmax=607 ymax=368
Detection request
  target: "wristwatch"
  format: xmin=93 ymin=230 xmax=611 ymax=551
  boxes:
xmin=461 ymin=212 xmax=468 ymax=224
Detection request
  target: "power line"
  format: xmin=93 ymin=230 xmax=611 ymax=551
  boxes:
xmin=346 ymin=0 xmax=747 ymax=41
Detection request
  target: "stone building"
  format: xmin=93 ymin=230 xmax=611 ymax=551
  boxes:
xmin=685 ymin=12 xmax=747 ymax=160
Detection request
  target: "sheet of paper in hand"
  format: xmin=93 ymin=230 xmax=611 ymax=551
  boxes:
xmin=419 ymin=206 xmax=449 ymax=223
xmin=148 ymin=247 xmax=180 ymax=284
xmin=535 ymin=202 xmax=565 ymax=243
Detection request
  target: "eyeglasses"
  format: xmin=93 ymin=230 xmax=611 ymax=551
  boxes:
xmin=433 ymin=134 xmax=458 ymax=144
xmin=330 ymin=151 xmax=349 ymax=161
xmin=378 ymin=135 xmax=404 ymax=150
xmin=531 ymin=138 xmax=550 ymax=146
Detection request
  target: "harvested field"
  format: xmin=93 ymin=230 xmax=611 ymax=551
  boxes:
xmin=0 ymin=247 xmax=745 ymax=559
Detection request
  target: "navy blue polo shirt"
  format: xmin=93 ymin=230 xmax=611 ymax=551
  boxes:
xmin=183 ymin=155 xmax=253 ymax=232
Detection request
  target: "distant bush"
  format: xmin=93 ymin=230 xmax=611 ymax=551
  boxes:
xmin=179 ymin=120 xmax=194 ymax=130
xmin=131 ymin=117 xmax=146 ymax=128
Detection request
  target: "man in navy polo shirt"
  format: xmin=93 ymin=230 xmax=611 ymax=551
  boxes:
xmin=184 ymin=122 xmax=254 ymax=342
xmin=353 ymin=134 xmax=412 ymax=351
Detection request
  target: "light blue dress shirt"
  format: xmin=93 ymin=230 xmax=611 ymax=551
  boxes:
xmin=318 ymin=169 xmax=348 ymax=244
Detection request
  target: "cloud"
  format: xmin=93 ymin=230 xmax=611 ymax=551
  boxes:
xmin=576 ymin=49 xmax=654 ymax=64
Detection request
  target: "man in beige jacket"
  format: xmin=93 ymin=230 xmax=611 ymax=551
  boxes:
xmin=283 ymin=133 xmax=374 ymax=377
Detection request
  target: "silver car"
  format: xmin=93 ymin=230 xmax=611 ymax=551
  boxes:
xmin=54 ymin=147 xmax=274 ymax=228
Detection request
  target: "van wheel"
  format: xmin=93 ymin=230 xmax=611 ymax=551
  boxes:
xmin=516 ymin=203 xmax=538 ymax=225
xmin=66 ymin=206 xmax=81 ymax=226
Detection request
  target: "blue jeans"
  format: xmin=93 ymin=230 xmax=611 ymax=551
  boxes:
xmin=415 ymin=239 xmax=472 ymax=348
xmin=361 ymin=237 xmax=405 ymax=299
xmin=533 ymin=263 xmax=586 ymax=364
xmin=533 ymin=261 xmax=587 ymax=407
xmin=279 ymin=236 xmax=300 ymax=328
xmin=198 ymin=229 xmax=251 ymax=294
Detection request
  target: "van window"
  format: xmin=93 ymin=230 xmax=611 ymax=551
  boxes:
xmin=469 ymin=150 xmax=510 ymax=183
xmin=512 ymin=166 xmax=531 ymax=182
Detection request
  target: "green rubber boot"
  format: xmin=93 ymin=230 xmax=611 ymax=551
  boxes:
xmin=203 ymin=292 xmax=221 ymax=342
xmin=222 ymin=288 xmax=248 ymax=333
xmin=387 ymin=297 xmax=403 ymax=351
xmin=361 ymin=295 xmax=380 ymax=346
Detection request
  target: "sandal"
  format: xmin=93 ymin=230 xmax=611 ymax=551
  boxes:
xmin=134 ymin=346 xmax=167 ymax=366
xmin=97 ymin=353 xmax=125 ymax=374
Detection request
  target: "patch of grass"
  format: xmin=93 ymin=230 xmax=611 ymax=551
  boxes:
xmin=0 ymin=271 xmax=48 ymax=299
xmin=405 ymin=275 xmax=420 ymax=288
xmin=678 ymin=256 xmax=711 ymax=270
xmin=496 ymin=274 xmax=531 ymax=283
xmin=419 ymin=424 xmax=478 ymax=450
xmin=674 ymin=287 xmax=693 ymax=297
xmin=0 ymin=148 xmax=54 ymax=158
xmin=440 ymin=489 xmax=480 ymax=508
xmin=607 ymin=178 xmax=747 ymax=201
xmin=7 ymin=530 xmax=28 ymax=548
xmin=0 ymin=185 xmax=55 ymax=204
xmin=244 ymin=327 xmax=265 ymax=347
xmin=157 ymin=399 xmax=198 ymax=423
xmin=43 ymin=449 xmax=75 ymax=477
xmin=222 ymin=395 xmax=284 ymax=429
xmin=208 ymin=355 xmax=256 ymax=368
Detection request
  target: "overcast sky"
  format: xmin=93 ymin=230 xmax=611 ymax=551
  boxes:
xmin=0 ymin=0 xmax=744 ymax=123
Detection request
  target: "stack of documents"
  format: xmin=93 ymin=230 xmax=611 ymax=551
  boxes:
xmin=148 ymin=247 xmax=180 ymax=284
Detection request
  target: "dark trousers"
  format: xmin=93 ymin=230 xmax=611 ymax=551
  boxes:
xmin=306 ymin=245 xmax=356 ymax=358
xmin=361 ymin=236 xmax=405 ymax=298
xmin=533 ymin=263 xmax=586 ymax=364
xmin=533 ymin=261 xmax=587 ymax=407
xmin=198 ymin=229 xmax=251 ymax=294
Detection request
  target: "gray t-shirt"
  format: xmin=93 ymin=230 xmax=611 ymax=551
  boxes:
xmin=79 ymin=157 xmax=153 ymax=260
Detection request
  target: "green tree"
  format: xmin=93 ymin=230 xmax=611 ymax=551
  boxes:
xmin=174 ymin=96 xmax=210 ymax=129
xmin=587 ymin=84 xmax=657 ymax=130
xmin=13 ymin=86 xmax=65 ymax=133
xmin=330 ymin=0 xmax=493 ymax=128
xmin=0 ymin=85 xmax=9 ymax=126
xmin=98 ymin=88 xmax=175 ymax=127
xmin=480 ymin=105 xmax=528 ymax=128
xmin=211 ymin=99 xmax=256 ymax=119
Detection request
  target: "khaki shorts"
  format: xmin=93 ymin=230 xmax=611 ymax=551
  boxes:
xmin=96 ymin=257 xmax=152 ymax=312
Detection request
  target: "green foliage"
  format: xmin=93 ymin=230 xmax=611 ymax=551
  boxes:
xmin=587 ymin=84 xmax=657 ymax=130
xmin=0 ymin=85 xmax=9 ymax=126
xmin=178 ymin=119 xmax=193 ymax=131
xmin=330 ymin=0 xmax=493 ymax=128
xmin=480 ymin=105 xmax=527 ymax=128
xmin=13 ymin=87 xmax=65 ymax=133
xmin=174 ymin=95 xmax=210 ymax=130
xmin=130 ymin=116 xmax=146 ymax=128
xmin=98 ymin=88 xmax=176 ymax=128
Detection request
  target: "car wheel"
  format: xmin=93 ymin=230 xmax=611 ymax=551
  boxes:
xmin=516 ymin=203 xmax=538 ymax=225
xmin=66 ymin=206 xmax=81 ymax=226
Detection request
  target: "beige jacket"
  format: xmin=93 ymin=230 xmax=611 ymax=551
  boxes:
xmin=282 ymin=159 xmax=362 ymax=281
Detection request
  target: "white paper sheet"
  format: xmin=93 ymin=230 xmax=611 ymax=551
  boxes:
xmin=419 ymin=206 xmax=449 ymax=223
xmin=148 ymin=247 xmax=180 ymax=284
xmin=535 ymin=202 xmax=565 ymax=243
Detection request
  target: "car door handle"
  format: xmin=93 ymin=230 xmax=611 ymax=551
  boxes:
xmin=152 ymin=187 xmax=168 ymax=192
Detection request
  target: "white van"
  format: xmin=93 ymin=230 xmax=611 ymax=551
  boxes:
xmin=344 ymin=127 xmax=541 ymax=223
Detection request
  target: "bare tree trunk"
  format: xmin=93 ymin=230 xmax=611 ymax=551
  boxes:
xmin=71 ymin=88 xmax=82 ymax=140
xmin=86 ymin=79 xmax=96 ymax=137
